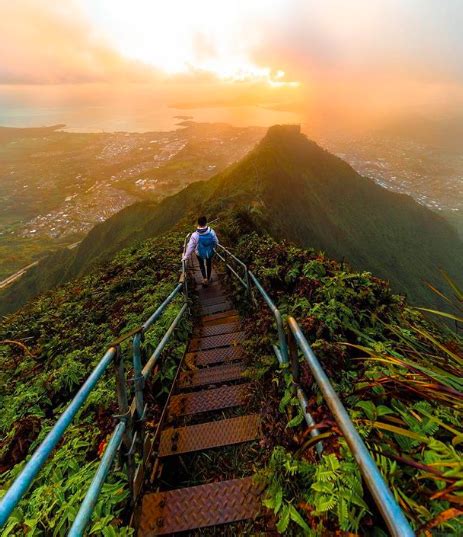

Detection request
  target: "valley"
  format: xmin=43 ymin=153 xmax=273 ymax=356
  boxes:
xmin=324 ymin=133 xmax=463 ymax=236
xmin=0 ymin=122 xmax=264 ymax=279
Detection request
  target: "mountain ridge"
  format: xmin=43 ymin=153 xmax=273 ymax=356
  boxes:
xmin=1 ymin=124 xmax=461 ymax=315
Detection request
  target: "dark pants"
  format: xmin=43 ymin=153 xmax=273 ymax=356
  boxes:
xmin=197 ymin=254 xmax=212 ymax=280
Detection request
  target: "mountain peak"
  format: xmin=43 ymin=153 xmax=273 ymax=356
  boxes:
xmin=263 ymin=124 xmax=301 ymax=141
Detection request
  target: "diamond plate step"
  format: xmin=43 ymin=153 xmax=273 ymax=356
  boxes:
xmin=189 ymin=331 xmax=245 ymax=351
xmin=201 ymin=302 xmax=233 ymax=315
xmin=159 ymin=414 xmax=261 ymax=456
xmin=185 ymin=346 xmax=244 ymax=368
xmin=194 ymin=322 xmax=240 ymax=337
xmin=197 ymin=284 xmax=225 ymax=298
xmin=178 ymin=362 xmax=246 ymax=388
xmin=201 ymin=310 xmax=239 ymax=324
xmin=199 ymin=295 xmax=231 ymax=306
xmin=138 ymin=476 xmax=263 ymax=536
xmin=168 ymin=383 xmax=250 ymax=418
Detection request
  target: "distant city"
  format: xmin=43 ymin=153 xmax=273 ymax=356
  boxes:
xmin=325 ymin=135 xmax=463 ymax=215
xmin=0 ymin=123 xmax=264 ymax=281
xmin=1 ymin=122 xmax=462 ymax=285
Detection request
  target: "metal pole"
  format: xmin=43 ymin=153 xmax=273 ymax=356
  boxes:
xmin=0 ymin=347 xmax=117 ymax=527
xmin=68 ymin=421 xmax=126 ymax=537
xmin=288 ymin=329 xmax=299 ymax=381
xmin=249 ymin=271 xmax=288 ymax=363
xmin=142 ymin=304 xmax=187 ymax=378
xmin=296 ymin=387 xmax=323 ymax=457
xmin=287 ymin=317 xmax=415 ymax=537
xmin=132 ymin=332 xmax=144 ymax=420
xmin=245 ymin=267 xmax=251 ymax=299
xmin=113 ymin=346 xmax=134 ymax=492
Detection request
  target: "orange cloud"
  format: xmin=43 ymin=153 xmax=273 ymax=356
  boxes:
xmin=0 ymin=1 xmax=158 ymax=84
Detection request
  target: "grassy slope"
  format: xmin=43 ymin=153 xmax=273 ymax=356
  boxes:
xmin=0 ymin=232 xmax=189 ymax=535
xmin=0 ymin=210 xmax=461 ymax=534
xmin=2 ymin=125 xmax=461 ymax=317
xmin=220 ymin=219 xmax=462 ymax=535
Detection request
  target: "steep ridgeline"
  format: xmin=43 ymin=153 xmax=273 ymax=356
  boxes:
xmin=1 ymin=125 xmax=462 ymax=315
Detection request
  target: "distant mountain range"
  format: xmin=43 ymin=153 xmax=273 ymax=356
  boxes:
xmin=1 ymin=124 xmax=461 ymax=315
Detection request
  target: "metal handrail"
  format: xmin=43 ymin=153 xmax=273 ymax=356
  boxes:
xmin=71 ymin=283 xmax=187 ymax=534
xmin=287 ymin=317 xmax=415 ymax=537
xmin=68 ymin=421 xmax=126 ymax=536
xmin=0 ymin=266 xmax=189 ymax=532
xmin=133 ymin=282 xmax=184 ymax=418
xmin=211 ymin=242 xmax=414 ymax=535
xmin=0 ymin=346 xmax=116 ymax=526
xmin=217 ymin=244 xmax=288 ymax=363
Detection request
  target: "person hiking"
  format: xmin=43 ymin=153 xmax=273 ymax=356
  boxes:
xmin=182 ymin=216 xmax=219 ymax=286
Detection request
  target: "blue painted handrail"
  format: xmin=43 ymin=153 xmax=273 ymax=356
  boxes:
xmin=287 ymin=317 xmax=415 ymax=537
xmin=68 ymin=421 xmax=126 ymax=536
xmin=213 ymin=243 xmax=414 ymax=536
xmin=0 ymin=347 xmax=116 ymax=527
xmin=0 ymin=270 xmax=188 ymax=532
xmin=216 ymin=244 xmax=288 ymax=363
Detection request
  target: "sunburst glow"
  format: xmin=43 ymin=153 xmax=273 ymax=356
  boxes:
xmin=80 ymin=0 xmax=299 ymax=86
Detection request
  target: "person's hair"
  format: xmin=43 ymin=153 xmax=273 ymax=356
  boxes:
xmin=198 ymin=216 xmax=207 ymax=227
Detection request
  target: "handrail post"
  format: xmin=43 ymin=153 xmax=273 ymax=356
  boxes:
xmin=132 ymin=331 xmax=145 ymax=420
xmin=244 ymin=267 xmax=251 ymax=299
xmin=182 ymin=260 xmax=188 ymax=301
xmin=113 ymin=345 xmax=135 ymax=496
xmin=287 ymin=328 xmax=299 ymax=381
xmin=275 ymin=309 xmax=289 ymax=364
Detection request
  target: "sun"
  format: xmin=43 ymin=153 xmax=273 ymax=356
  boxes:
xmin=81 ymin=0 xmax=299 ymax=87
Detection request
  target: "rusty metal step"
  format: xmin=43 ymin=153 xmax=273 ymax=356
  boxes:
xmin=168 ymin=383 xmax=250 ymax=418
xmin=138 ymin=476 xmax=263 ymax=536
xmin=199 ymin=294 xmax=231 ymax=306
xmin=189 ymin=331 xmax=245 ymax=352
xmin=201 ymin=302 xmax=233 ymax=315
xmin=197 ymin=282 xmax=225 ymax=296
xmin=178 ymin=362 xmax=246 ymax=389
xmin=201 ymin=310 xmax=239 ymax=325
xmin=185 ymin=346 xmax=244 ymax=368
xmin=194 ymin=321 xmax=240 ymax=337
xmin=159 ymin=414 xmax=261 ymax=457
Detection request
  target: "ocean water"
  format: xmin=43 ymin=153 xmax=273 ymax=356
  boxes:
xmin=0 ymin=85 xmax=302 ymax=133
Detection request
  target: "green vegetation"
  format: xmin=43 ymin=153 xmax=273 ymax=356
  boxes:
xmin=0 ymin=123 xmax=263 ymax=283
xmin=0 ymin=232 xmax=189 ymax=535
xmin=227 ymin=228 xmax=462 ymax=535
xmin=3 ymin=124 xmax=461 ymax=317
xmin=1 ymin=125 xmax=462 ymax=535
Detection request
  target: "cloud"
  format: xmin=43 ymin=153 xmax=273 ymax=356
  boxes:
xmin=246 ymin=0 xmax=463 ymax=126
xmin=0 ymin=0 xmax=159 ymax=84
xmin=1 ymin=0 xmax=463 ymax=132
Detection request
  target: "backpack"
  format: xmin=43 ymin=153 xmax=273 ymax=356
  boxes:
xmin=197 ymin=229 xmax=216 ymax=259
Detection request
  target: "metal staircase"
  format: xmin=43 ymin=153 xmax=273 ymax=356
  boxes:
xmin=0 ymin=241 xmax=415 ymax=537
xmin=137 ymin=259 xmax=264 ymax=534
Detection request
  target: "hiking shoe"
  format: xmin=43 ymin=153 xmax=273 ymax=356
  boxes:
xmin=202 ymin=278 xmax=209 ymax=287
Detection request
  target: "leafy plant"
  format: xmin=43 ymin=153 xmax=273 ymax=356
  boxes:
xmin=0 ymin=232 xmax=189 ymax=534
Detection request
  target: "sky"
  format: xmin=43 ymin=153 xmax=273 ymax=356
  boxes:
xmin=1 ymin=0 xmax=463 ymax=133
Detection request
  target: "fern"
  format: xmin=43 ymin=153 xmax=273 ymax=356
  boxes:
xmin=306 ymin=451 xmax=369 ymax=532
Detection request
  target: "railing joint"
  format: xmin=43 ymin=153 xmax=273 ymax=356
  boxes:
xmin=112 ymin=409 xmax=131 ymax=421
xmin=133 ymin=374 xmax=145 ymax=391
